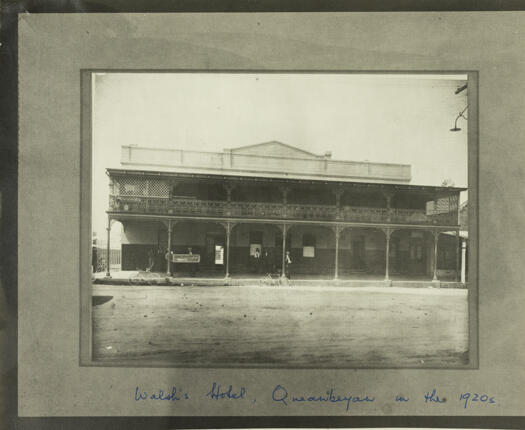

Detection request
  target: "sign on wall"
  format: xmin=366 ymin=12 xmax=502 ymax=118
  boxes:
xmin=303 ymin=246 xmax=315 ymax=258
xmin=215 ymin=245 xmax=224 ymax=265
xmin=171 ymin=254 xmax=200 ymax=263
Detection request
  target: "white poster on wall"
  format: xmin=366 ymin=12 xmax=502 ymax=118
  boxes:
xmin=303 ymin=246 xmax=315 ymax=257
xmin=215 ymin=245 xmax=224 ymax=265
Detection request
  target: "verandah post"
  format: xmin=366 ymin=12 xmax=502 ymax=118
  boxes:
xmin=166 ymin=219 xmax=172 ymax=276
xmin=225 ymin=183 xmax=235 ymax=216
xmin=433 ymin=229 xmax=439 ymax=282
xmin=225 ymin=222 xmax=231 ymax=278
xmin=382 ymin=189 xmax=395 ymax=223
xmin=455 ymin=229 xmax=460 ymax=282
xmin=384 ymin=227 xmax=392 ymax=281
xmin=334 ymin=187 xmax=344 ymax=221
xmin=461 ymin=240 xmax=467 ymax=284
xmin=281 ymin=223 xmax=287 ymax=278
xmin=334 ymin=225 xmax=341 ymax=280
xmin=279 ymin=186 xmax=290 ymax=218
xmin=105 ymin=217 xmax=112 ymax=277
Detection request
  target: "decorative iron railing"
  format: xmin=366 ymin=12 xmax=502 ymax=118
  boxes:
xmin=108 ymin=195 xmax=459 ymax=226
xmin=287 ymin=204 xmax=338 ymax=221
xmin=229 ymin=201 xmax=285 ymax=218
xmin=342 ymin=206 xmax=389 ymax=223
xmin=389 ymin=208 xmax=428 ymax=224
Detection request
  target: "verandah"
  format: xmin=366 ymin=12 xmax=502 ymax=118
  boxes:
xmin=105 ymin=217 xmax=464 ymax=283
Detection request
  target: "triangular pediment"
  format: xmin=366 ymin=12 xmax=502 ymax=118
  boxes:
xmin=227 ymin=141 xmax=320 ymax=159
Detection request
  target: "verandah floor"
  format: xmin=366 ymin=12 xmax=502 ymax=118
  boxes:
xmin=94 ymin=270 xmax=462 ymax=286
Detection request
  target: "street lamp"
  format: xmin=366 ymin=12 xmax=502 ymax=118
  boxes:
xmin=450 ymin=105 xmax=468 ymax=132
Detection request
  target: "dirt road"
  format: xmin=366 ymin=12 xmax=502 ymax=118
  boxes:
xmin=92 ymin=284 xmax=468 ymax=368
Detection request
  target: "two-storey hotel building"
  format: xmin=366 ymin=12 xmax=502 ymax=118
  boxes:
xmin=104 ymin=141 xmax=465 ymax=283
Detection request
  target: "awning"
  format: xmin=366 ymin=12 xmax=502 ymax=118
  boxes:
xmin=443 ymin=230 xmax=468 ymax=240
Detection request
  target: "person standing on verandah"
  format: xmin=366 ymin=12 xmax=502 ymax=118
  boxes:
xmin=263 ymin=249 xmax=272 ymax=275
xmin=254 ymin=247 xmax=261 ymax=274
xmin=285 ymin=251 xmax=292 ymax=279
xmin=165 ymin=248 xmax=173 ymax=275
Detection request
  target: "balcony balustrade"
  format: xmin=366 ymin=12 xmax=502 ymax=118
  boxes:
xmin=108 ymin=195 xmax=458 ymax=226
xmin=341 ymin=206 xmax=389 ymax=223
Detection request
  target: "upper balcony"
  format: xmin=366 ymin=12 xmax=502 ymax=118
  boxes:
xmin=106 ymin=170 xmax=463 ymax=227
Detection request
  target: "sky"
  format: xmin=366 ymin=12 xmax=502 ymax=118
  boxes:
xmin=92 ymin=72 xmax=468 ymax=242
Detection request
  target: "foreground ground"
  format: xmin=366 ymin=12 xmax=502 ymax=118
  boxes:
xmin=92 ymin=284 xmax=468 ymax=367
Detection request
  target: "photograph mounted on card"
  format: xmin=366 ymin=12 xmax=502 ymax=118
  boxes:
xmin=20 ymin=12 xmax=525 ymax=420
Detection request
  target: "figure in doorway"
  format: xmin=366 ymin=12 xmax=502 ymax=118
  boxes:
xmin=188 ymin=247 xmax=197 ymax=277
xmin=156 ymin=247 xmax=165 ymax=272
xmin=285 ymin=250 xmax=292 ymax=279
xmin=254 ymin=247 xmax=261 ymax=274
xmin=91 ymin=246 xmax=98 ymax=273
xmin=145 ymin=249 xmax=155 ymax=272
xmin=263 ymin=249 xmax=272 ymax=275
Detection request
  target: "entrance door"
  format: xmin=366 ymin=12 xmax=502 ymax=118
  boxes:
xmin=351 ymin=237 xmax=366 ymax=271
xmin=205 ymin=233 xmax=225 ymax=268
xmin=408 ymin=236 xmax=427 ymax=274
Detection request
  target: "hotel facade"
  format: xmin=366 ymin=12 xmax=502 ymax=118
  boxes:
xmin=104 ymin=141 xmax=466 ymax=284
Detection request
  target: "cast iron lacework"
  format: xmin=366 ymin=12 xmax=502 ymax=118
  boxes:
xmin=108 ymin=176 xmax=459 ymax=226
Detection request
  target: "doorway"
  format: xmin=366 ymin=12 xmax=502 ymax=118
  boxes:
xmin=205 ymin=233 xmax=225 ymax=269
xmin=351 ymin=237 xmax=366 ymax=271
xmin=408 ymin=233 xmax=427 ymax=275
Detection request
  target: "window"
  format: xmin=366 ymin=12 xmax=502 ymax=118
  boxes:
xmin=438 ymin=248 xmax=456 ymax=269
xmin=302 ymin=233 xmax=316 ymax=257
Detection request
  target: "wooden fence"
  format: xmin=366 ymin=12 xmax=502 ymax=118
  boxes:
xmin=93 ymin=248 xmax=121 ymax=272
